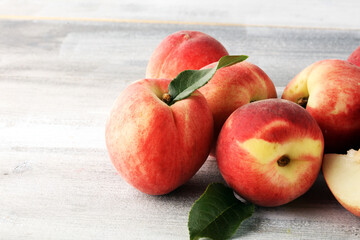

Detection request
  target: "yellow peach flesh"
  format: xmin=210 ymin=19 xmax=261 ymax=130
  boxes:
xmin=239 ymin=138 xmax=323 ymax=184
xmin=323 ymin=149 xmax=360 ymax=213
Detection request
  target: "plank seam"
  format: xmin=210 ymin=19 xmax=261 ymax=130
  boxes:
xmin=0 ymin=15 xmax=359 ymax=31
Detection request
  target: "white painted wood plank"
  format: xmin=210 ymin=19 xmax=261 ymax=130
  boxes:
xmin=0 ymin=19 xmax=360 ymax=239
xmin=0 ymin=0 xmax=359 ymax=30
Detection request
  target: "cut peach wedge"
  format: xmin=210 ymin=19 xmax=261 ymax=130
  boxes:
xmin=323 ymin=149 xmax=360 ymax=216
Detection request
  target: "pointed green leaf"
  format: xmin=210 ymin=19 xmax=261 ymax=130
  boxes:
xmin=168 ymin=55 xmax=248 ymax=105
xmin=188 ymin=183 xmax=254 ymax=240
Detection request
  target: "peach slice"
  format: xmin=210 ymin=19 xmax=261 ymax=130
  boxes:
xmin=323 ymin=149 xmax=360 ymax=216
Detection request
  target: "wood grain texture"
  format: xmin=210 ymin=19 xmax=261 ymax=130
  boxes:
xmin=1 ymin=3 xmax=360 ymax=239
xmin=0 ymin=0 xmax=360 ymax=30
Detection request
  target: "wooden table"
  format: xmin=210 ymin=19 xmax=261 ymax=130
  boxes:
xmin=1 ymin=1 xmax=360 ymax=239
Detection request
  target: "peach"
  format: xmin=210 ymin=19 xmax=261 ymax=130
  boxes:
xmin=105 ymin=79 xmax=213 ymax=195
xmin=199 ymin=61 xmax=277 ymax=155
xmin=348 ymin=46 xmax=360 ymax=67
xmin=146 ymin=30 xmax=228 ymax=79
xmin=216 ymin=99 xmax=324 ymax=207
xmin=282 ymin=59 xmax=360 ymax=153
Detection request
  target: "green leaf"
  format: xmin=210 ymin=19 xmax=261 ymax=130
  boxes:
xmin=188 ymin=183 xmax=254 ymax=240
xmin=168 ymin=55 xmax=248 ymax=105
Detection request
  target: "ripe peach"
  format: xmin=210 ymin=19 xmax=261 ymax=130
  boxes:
xmin=217 ymin=99 xmax=324 ymax=207
xmin=282 ymin=59 xmax=360 ymax=153
xmin=348 ymin=46 xmax=360 ymax=67
xmin=146 ymin=30 xmax=228 ymax=79
xmin=105 ymin=79 xmax=213 ymax=195
xmin=199 ymin=61 xmax=277 ymax=155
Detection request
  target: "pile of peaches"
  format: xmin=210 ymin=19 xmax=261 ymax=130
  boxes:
xmin=105 ymin=31 xmax=360 ymax=216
